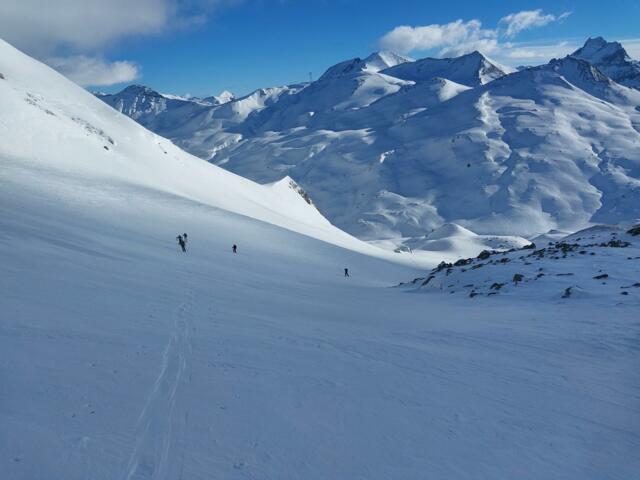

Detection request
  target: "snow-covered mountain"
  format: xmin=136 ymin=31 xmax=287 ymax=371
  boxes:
xmin=0 ymin=38 xmax=400 ymax=254
xmin=381 ymin=50 xmax=508 ymax=87
xmin=96 ymin=83 xmax=306 ymax=159
xmin=96 ymin=39 xmax=640 ymax=247
xmin=3 ymin=37 xmax=640 ymax=480
xmin=203 ymin=89 xmax=235 ymax=105
xmin=571 ymin=36 xmax=640 ymax=89
xmin=319 ymin=51 xmax=411 ymax=79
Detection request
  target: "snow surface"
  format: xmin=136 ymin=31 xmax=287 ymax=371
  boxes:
xmin=96 ymin=41 xmax=640 ymax=247
xmin=2 ymin=38 xmax=640 ymax=480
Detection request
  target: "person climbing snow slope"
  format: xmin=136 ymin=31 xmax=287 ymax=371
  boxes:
xmin=177 ymin=234 xmax=186 ymax=253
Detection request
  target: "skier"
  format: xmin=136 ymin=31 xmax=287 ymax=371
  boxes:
xmin=177 ymin=234 xmax=186 ymax=253
xmin=232 ymin=244 xmax=237 ymax=254
xmin=183 ymin=233 xmax=188 ymax=243
xmin=344 ymin=268 xmax=349 ymax=277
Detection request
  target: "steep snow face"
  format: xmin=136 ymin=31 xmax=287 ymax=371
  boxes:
xmin=571 ymin=37 xmax=640 ymax=89
xmin=382 ymin=51 xmax=507 ymax=87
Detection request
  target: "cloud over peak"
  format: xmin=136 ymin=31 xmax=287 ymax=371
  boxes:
xmin=379 ymin=19 xmax=497 ymax=55
xmin=499 ymin=9 xmax=571 ymax=38
xmin=47 ymin=56 xmax=140 ymax=87
xmin=378 ymin=9 xmax=571 ymax=61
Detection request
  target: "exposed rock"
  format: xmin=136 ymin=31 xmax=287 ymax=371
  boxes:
xmin=627 ymin=225 xmax=640 ymax=236
xmin=477 ymin=250 xmax=491 ymax=260
xmin=454 ymin=258 xmax=473 ymax=267
xmin=421 ymin=275 xmax=435 ymax=286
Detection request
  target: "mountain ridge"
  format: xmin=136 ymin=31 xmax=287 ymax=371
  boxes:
xmin=93 ymin=38 xmax=640 ymax=246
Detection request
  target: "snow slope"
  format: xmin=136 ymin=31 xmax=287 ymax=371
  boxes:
xmin=0 ymin=40 xmax=367 ymax=253
xmin=2 ymin=38 xmax=640 ymax=480
xmin=97 ymin=41 xmax=640 ymax=246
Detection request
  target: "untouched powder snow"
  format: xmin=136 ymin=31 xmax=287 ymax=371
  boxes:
xmin=2 ymin=38 xmax=640 ymax=480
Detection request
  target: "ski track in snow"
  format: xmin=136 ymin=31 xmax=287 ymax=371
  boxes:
xmin=125 ymin=286 xmax=195 ymax=480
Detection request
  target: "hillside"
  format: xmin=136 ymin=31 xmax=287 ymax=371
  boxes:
xmin=96 ymin=39 xmax=640 ymax=248
xmin=2 ymin=37 xmax=640 ymax=480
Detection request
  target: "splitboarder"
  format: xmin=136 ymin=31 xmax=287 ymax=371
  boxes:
xmin=344 ymin=268 xmax=349 ymax=277
xmin=177 ymin=234 xmax=186 ymax=253
xmin=232 ymin=244 xmax=237 ymax=254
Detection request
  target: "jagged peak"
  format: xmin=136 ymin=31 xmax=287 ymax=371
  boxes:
xmin=584 ymin=36 xmax=608 ymax=47
xmin=119 ymin=84 xmax=161 ymax=96
xmin=572 ymin=36 xmax=631 ymax=63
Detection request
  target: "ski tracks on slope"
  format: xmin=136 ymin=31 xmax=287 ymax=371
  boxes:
xmin=124 ymin=287 xmax=195 ymax=480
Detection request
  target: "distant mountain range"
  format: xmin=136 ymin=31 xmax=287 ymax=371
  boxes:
xmin=96 ymin=37 xmax=640 ymax=245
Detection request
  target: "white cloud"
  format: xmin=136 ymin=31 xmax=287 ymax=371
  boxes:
xmin=499 ymin=10 xmax=570 ymax=38
xmin=441 ymin=38 xmax=499 ymax=57
xmin=0 ymin=0 xmax=234 ymax=55
xmin=498 ymin=41 xmax=577 ymax=63
xmin=0 ymin=1 xmax=168 ymax=55
xmin=379 ymin=10 xmax=572 ymax=59
xmin=47 ymin=55 xmax=140 ymax=87
xmin=0 ymin=0 xmax=234 ymax=87
xmin=620 ymin=39 xmax=640 ymax=60
xmin=379 ymin=19 xmax=496 ymax=55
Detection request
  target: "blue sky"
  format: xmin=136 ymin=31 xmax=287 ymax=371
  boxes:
xmin=1 ymin=0 xmax=639 ymax=96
